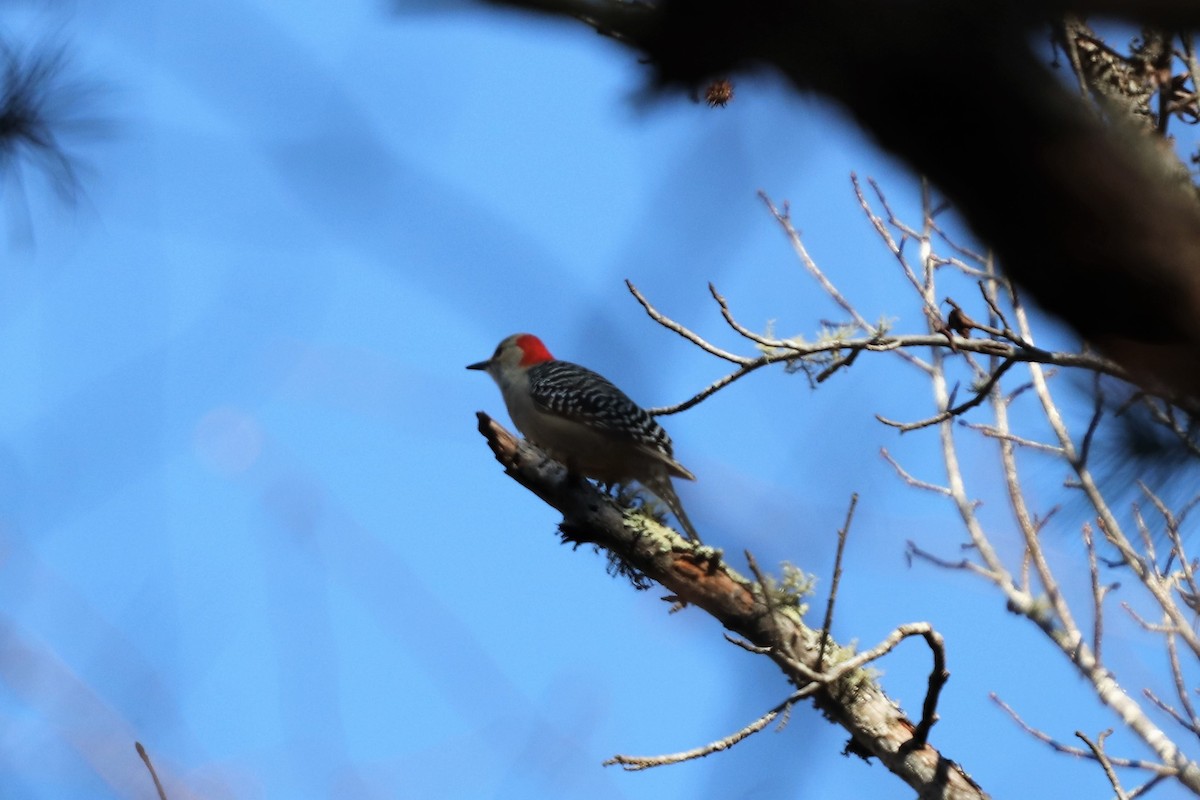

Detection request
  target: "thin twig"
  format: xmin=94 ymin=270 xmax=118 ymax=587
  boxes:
xmin=759 ymin=190 xmax=876 ymax=337
xmin=854 ymin=175 xmax=930 ymax=314
xmin=135 ymin=742 xmax=169 ymax=800
xmin=648 ymin=361 xmax=767 ymax=416
xmin=1083 ymin=524 xmax=1108 ymax=662
xmin=1076 ymin=729 xmax=1130 ymax=800
xmin=959 ymin=421 xmax=1064 ymax=455
xmin=1140 ymin=481 xmax=1176 ymax=532
xmin=908 ymin=626 xmax=948 ymax=749
xmin=1162 ymin=493 xmax=1200 ymax=602
xmin=604 ymin=691 xmax=807 ymax=770
xmin=708 ymin=282 xmax=789 ymax=349
xmin=906 ymin=540 xmax=999 ymax=580
xmin=934 ymin=255 xmax=996 ymax=281
xmin=820 ymin=622 xmax=937 ymax=680
xmin=991 ymin=695 xmax=1177 ymax=775
xmin=813 ymin=347 xmax=862 ymax=384
xmin=724 ymin=633 xmax=771 ymax=655
xmin=1078 ymin=372 xmax=1105 ymax=469
xmin=1140 ymin=483 xmax=1200 ymax=580
xmin=1128 ymin=774 xmax=1169 ymax=800
xmin=745 ymin=550 xmax=785 ymax=656
xmin=976 ymin=280 xmax=1023 ymax=344
xmin=1165 ymin=633 xmax=1200 ymax=738
xmin=878 ymin=359 xmax=1016 ymax=432
xmin=1134 ymin=504 xmax=1159 ymax=572
xmin=1120 ymin=602 xmax=1175 ymax=633
xmin=881 ymin=448 xmax=951 ymax=495
xmin=817 ymin=494 xmax=858 ymax=670
xmin=1144 ymin=688 xmax=1198 ymax=737
xmin=1141 ymin=397 xmax=1200 ymax=461
xmin=626 ymin=280 xmax=749 ymax=365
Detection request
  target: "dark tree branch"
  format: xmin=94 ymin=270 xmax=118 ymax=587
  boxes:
xmin=480 ymin=0 xmax=1200 ymax=406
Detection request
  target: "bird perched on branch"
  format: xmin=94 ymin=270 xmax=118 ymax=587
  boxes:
xmin=468 ymin=333 xmax=701 ymax=542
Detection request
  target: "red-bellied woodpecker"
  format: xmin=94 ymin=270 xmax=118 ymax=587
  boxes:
xmin=468 ymin=333 xmax=701 ymax=542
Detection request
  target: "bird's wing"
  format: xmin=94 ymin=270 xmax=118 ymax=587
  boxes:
xmin=528 ymin=361 xmax=678 ymax=457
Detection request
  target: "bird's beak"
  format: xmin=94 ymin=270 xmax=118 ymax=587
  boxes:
xmin=466 ymin=359 xmax=490 ymax=371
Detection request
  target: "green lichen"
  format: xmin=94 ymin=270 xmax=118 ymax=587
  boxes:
xmin=761 ymin=561 xmax=817 ymax=615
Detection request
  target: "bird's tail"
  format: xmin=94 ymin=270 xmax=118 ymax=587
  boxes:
xmin=646 ymin=475 xmax=702 ymax=543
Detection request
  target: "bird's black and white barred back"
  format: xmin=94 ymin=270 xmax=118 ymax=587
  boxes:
xmin=526 ymin=360 xmax=676 ymax=459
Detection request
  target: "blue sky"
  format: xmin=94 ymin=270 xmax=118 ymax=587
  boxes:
xmin=0 ymin=1 xmax=1194 ymax=798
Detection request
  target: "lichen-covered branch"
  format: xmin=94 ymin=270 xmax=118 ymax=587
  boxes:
xmin=475 ymin=412 xmax=989 ymax=800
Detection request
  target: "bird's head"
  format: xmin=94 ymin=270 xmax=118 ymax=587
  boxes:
xmin=467 ymin=333 xmax=555 ymax=380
